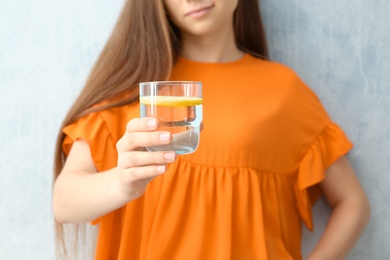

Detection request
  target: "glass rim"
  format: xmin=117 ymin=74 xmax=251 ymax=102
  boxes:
xmin=139 ymin=81 xmax=202 ymax=87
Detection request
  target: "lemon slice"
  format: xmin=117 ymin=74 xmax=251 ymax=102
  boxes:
xmin=140 ymin=96 xmax=202 ymax=107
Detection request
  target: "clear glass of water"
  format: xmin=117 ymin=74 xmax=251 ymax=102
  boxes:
xmin=139 ymin=81 xmax=202 ymax=154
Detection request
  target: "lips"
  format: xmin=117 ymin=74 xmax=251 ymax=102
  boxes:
xmin=185 ymin=5 xmax=214 ymax=17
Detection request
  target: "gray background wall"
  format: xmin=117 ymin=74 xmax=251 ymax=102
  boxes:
xmin=0 ymin=0 xmax=388 ymax=259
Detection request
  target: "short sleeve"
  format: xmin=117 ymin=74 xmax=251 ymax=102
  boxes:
xmin=62 ymin=111 xmax=117 ymax=174
xmin=62 ymin=112 xmax=117 ymax=225
xmin=294 ymin=122 xmax=353 ymax=230
xmin=275 ymin=66 xmax=355 ymax=230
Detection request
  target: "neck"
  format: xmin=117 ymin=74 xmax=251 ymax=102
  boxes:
xmin=180 ymin=24 xmax=244 ymax=63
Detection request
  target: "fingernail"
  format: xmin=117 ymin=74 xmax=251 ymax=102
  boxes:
xmin=146 ymin=119 xmax=157 ymax=128
xmin=164 ymin=152 xmax=175 ymax=162
xmin=156 ymin=165 xmax=166 ymax=173
xmin=159 ymin=133 xmax=170 ymax=142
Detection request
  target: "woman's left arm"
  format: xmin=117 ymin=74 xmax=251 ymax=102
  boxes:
xmin=307 ymin=156 xmax=370 ymax=260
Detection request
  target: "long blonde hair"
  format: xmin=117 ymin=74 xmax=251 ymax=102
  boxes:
xmin=54 ymin=0 xmax=269 ymax=258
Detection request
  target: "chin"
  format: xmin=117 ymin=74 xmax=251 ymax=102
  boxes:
xmin=185 ymin=25 xmax=219 ymax=37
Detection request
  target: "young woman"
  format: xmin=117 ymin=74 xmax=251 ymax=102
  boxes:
xmin=53 ymin=0 xmax=370 ymax=259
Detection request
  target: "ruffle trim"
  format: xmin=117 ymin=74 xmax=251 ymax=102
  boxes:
xmin=62 ymin=112 xmax=114 ymax=172
xmin=294 ymin=122 xmax=353 ymax=230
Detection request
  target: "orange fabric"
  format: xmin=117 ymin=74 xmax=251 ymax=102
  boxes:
xmin=62 ymin=54 xmax=353 ymax=260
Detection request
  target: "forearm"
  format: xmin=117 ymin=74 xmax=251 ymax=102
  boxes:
xmin=53 ymin=167 xmax=131 ymax=224
xmin=307 ymin=199 xmax=370 ymax=260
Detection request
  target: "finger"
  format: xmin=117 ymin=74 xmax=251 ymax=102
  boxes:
xmin=124 ymin=165 xmax=167 ymax=182
xmin=117 ymin=131 xmax=172 ymax=151
xmin=118 ymin=151 xmax=176 ymax=168
xmin=126 ymin=117 xmax=159 ymax=132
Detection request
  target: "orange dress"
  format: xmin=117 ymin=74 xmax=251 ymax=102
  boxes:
xmin=63 ymin=54 xmax=353 ymax=260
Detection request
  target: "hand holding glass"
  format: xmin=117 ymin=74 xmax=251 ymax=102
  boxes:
xmin=139 ymin=81 xmax=202 ymax=154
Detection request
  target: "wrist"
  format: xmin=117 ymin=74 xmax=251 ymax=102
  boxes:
xmin=109 ymin=167 xmax=136 ymax=205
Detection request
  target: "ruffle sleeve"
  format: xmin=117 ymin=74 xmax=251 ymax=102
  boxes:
xmin=62 ymin=111 xmax=116 ymax=173
xmin=62 ymin=112 xmax=117 ymax=225
xmin=294 ymin=122 xmax=353 ymax=230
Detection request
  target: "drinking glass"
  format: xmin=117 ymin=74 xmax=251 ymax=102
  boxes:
xmin=139 ymin=81 xmax=202 ymax=154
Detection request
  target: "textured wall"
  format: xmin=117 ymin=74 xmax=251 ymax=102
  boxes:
xmin=0 ymin=0 xmax=123 ymax=259
xmin=260 ymin=1 xmax=390 ymax=259
xmin=0 ymin=0 xmax=389 ymax=259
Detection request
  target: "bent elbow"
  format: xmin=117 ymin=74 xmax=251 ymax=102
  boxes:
xmin=52 ymin=184 xmax=72 ymax=224
xmin=52 ymin=199 xmax=69 ymax=224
